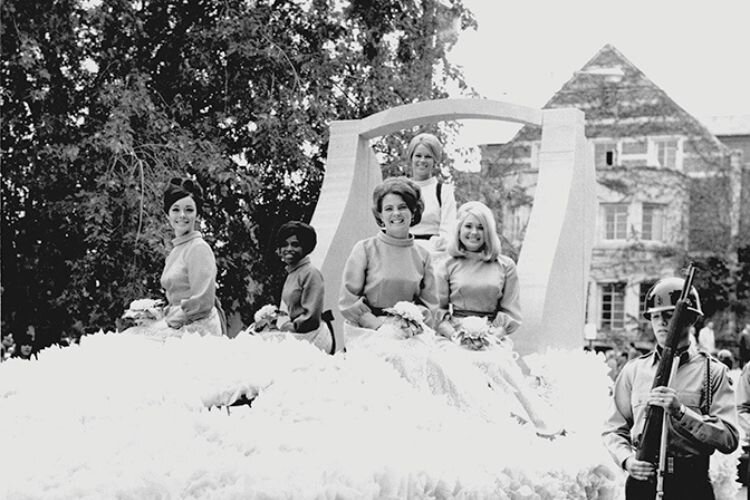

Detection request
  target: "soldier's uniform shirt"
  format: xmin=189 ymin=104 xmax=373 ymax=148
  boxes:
xmin=602 ymin=343 xmax=739 ymax=469
xmin=735 ymin=362 xmax=750 ymax=443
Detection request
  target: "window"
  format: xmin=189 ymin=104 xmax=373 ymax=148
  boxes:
xmin=602 ymin=204 xmax=628 ymax=240
xmin=503 ymin=204 xmax=530 ymax=242
xmin=642 ymin=204 xmax=664 ymax=241
xmin=622 ymin=140 xmax=647 ymax=155
xmin=595 ymin=142 xmax=617 ymax=168
xmin=656 ymin=139 xmax=678 ymax=169
xmin=600 ymin=282 xmax=626 ymax=329
xmin=621 ymin=139 xmax=648 ymax=167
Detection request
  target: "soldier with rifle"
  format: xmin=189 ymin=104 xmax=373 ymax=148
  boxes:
xmin=602 ymin=273 xmax=739 ymax=499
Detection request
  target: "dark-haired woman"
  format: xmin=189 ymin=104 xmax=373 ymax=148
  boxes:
xmin=158 ymin=177 xmax=225 ymax=337
xmin=274 ymin=221 xmax=332 ymax=353
xmin=339 ymin=176 xmax=438 ymax=342
xmin=10 ymin=334 xmax=35 ymax=360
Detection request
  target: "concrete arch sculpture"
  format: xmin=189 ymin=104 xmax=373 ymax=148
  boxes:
xmin=309 ymin=98 xmax=595 ymax=355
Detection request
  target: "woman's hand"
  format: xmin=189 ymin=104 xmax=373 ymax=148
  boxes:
xmin=489 ymin=325 xmax=507 ymax=340
xmin=435 ymin=321 xmax=457 ymax=340
xmin=360 ymin=312 xmax=385 ymax=330
xmin=491 ymin=315 xmax=507 ymax=330
xmin=165 ymin=307 xmax=188 ymax=329
xmin=278 ymin=321 xmax=296 ymax=332
xmin=624 ymin=455 xmax=655 ymax=481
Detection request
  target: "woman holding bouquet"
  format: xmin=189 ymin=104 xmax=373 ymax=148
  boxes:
xmin=339 ymin=176 xmax=438 ymax=339
xmin=436 ymin=201 xmax=520 ymax=338
xmin=127 ymin=177 xmax=225 ymax=338
xmin=161 ymin=177 xmax=225 ymax=336
xmin=435 ymin=201 xmax=560 ymax=435
xmin=272 ymin=221 xmax=333 ymax=353
xmin=339 ymin=185 xmax=528 ymax=422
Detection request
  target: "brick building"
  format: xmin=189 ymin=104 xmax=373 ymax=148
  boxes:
xmin=455 ymin=44 xmax=747 ymax=350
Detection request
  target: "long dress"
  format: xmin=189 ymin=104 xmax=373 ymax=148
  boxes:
xmin=436 ymin=252 xmax=561 ymax=434
xmin=338 ymin=233 xmax=558 ymax=433
xmin=126 ymin=231 xmax=223 ymax=339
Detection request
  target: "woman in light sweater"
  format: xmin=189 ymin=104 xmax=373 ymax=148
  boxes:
xmin=159 ymin=177 xmax=225 ymax=336
xmin=339 ymin=177 xmax=438 ymax=336
xmin=406 ymin=133 xmax=456 ymax=254
xmin=435 ymin=201 xmax=561 ymax=436
xmin=436 ymin=201 xmax=520 ymax=337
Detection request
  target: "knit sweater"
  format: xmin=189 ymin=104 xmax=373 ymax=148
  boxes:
xmin=437 ymin=253 xmax=522 ymax=334
xmin=339 ymin=231 xmax=438 ymax=326
xmin=281 ymin=256 xmax=324 ymax=333
xmin=160 ymin=231 xmax=217 ymax=326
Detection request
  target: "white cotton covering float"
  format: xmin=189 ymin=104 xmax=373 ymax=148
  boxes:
xmin=0 ymin=331 xmax=739 ymax=499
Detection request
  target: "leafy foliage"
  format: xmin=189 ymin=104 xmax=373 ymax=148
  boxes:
xmin=1 ymin=0 xmax=475 ymax=345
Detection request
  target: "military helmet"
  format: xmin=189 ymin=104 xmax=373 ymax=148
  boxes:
xmin=643 ymin=277 xmax=703 ymax=320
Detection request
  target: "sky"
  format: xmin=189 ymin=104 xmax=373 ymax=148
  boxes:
xmin=444 ymin=0 xmax=750 ymax=160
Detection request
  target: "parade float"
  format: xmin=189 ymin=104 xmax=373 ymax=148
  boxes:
xmin=0 ymin=325 xmax=740 ymax=499
xmin=0 ymin=328 xmax=622 ymax=499
xmin=0 ymin=99 xmax=740 ymax=498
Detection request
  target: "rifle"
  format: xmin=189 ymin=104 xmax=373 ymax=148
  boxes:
xmin=635 ymin=264 xmax=698 ymax=469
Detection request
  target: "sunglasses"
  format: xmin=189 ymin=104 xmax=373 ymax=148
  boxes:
xmin=170 ymin=177 xmax=196 ymax=192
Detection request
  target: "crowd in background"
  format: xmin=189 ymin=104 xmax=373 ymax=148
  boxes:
xmin=597 ymin=322 xmax=750 ymax=383
xmin=0 ymin=328 xmax=76 ymax=363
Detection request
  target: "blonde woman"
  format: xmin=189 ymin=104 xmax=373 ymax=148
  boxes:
xmin=406 ymin=133 xmax=456 ymax=255
xmin=436 ymin=201 xmax=520 ymax=338
xmin=436 ymin=201 xmax=561 ymax=436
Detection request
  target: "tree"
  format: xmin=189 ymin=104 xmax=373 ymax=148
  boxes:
xmin=1 ymin=0 xmax=475 ymax=345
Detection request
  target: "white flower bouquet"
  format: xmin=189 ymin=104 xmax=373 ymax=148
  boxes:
xmin=383 ymin=301 xmax=426 ymax=338
xmin=455 ymin=316 xmax=493 ymax=351
xmin=250 ymin=304 xmax=288 ymax=333
xmin=122 ymin=298 xmax=164 ymax=325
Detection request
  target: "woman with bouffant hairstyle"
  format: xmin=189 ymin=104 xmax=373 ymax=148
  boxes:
xmin=434 ymin=201 xmax=561 ymax=436
xmin=273 ymin=221 xmax=333 ymax=353
xmin=406 ymin=132 xmax=457 ymax=255
xmin=437 ymin=200 xmax=520 ymax=338
xmin=159 ymin=177 xmax=225 ymax=336
xmin=339 ymin=176 xmax=437 ymax=335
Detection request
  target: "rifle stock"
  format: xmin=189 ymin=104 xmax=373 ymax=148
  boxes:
xmin=635 ymin=265 xmax=697 ymax=464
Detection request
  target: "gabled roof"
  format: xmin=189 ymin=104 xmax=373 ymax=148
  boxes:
xmin=510 ymin=44 xmax=725 ymax=151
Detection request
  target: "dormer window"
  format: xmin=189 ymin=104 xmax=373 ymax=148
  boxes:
xmin=620 ymin=139 xmax=648 ymax=167
xmin=655 ymin=139 xmax=678 ymax=169
xmin=592 ymin=137 xmax=682 ymax=170
xmin=595 ymin=141 xmax=617 ymax=168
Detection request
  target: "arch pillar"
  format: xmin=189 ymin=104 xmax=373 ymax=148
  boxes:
xmin=513 ymin=108 xmax=596 ymax=355
xmin=309 ymin=99 xmax=594 ymax=354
